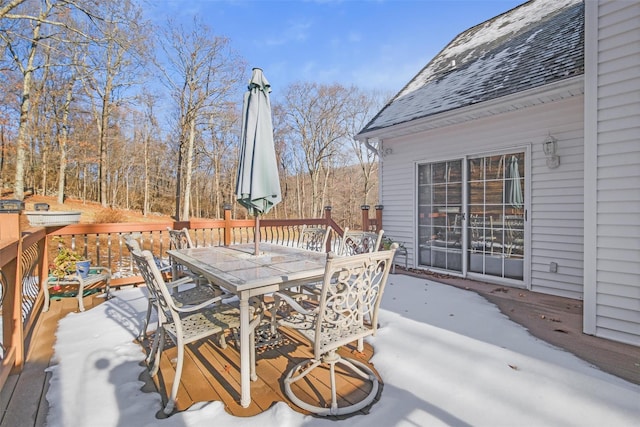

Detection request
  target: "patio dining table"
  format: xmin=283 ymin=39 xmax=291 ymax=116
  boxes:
xmin=168 ymin=242 xmax=327 ymax=408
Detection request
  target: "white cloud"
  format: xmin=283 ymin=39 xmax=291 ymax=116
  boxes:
xmin=263 ymin=21 xmax=312 ymax=46
xmin=347 ymin=31 xmax=362 ymax=43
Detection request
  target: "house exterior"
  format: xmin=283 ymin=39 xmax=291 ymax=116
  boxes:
xmin=356 ymin=0 xmax=639 ymax=347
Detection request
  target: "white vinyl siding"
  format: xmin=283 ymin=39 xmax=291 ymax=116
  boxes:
xmin=530 ymin=120 xmax=585 ymax=298
xmin=380 ymin=94 xmax=585 ymax=297
xmin=584 ymin=0 xmax=640 ymax=346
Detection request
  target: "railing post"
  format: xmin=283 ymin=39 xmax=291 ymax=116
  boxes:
xmin=361 ymin=205 xmax=370 ymax=231
xmin=223 ymin=204 xmax=232 ymax=246
xmin=0 ymin=213 xmax=24 ymax=374
xmin=0 ymin=211 xmax=20 ymax=241
xmin=375 ymin=205 xmax=384 ymax=232
xmin=324 ymin=206 xmax=332 ymax=222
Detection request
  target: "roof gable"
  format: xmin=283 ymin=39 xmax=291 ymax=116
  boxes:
xmin=359 ymin=0 xmax=584 ymax=136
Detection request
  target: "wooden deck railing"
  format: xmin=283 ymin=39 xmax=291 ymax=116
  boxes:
xmin=0 ymin=214 xmax=47 ymax=389
xmin=43 ymin=206 xmax=344 ymax=288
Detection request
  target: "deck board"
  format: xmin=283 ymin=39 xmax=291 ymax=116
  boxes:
xmin=0 ymin=292 xmax=105 ymax=427
xmin=147 ymin=324 xmax=381 ymax=418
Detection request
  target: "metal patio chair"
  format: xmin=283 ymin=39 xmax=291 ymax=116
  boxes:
xmin=124 ymin=235 xmax=226 ymax=341
xmin=272 ymin=244 xmax=397 ymax=416
xmin=130 ymin=247 xmax=242 ymax=415
xmin=287 ymin=225 xmax=332 ymax=295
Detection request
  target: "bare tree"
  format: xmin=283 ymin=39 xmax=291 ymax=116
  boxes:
xmin=1 ymin=2 xmax=51 ymax=199
xmin=157 ymin=17 xmax=245 ymax=220
xmin=1 ymin=0 xmax=135 ymax=201
xmin=79 ymin=1 xmax=149 ymax=207
xmin=200 ymin=105 xmax=240 ymax=218
xmin=345 ymin=88 xmax=390 ymax=205
xmin=137 ymin=91 xmax=160 ymax=216
xmin=281 ymin=82 xmax=356 ymax=217
xmin=54 ymin=57 xmax=79 ymax=204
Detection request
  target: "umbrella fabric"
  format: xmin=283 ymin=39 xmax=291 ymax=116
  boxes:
xmin=507 ymin=155 xmax=523 ymax=208
xmin=236 ymin=68 xmax=282 ymax=217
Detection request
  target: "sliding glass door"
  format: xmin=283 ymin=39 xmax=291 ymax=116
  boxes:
xmin=417 ymin=160 xmax=463 ymax=272
xmin=467 ymin=152 xmax=524 ymax=280
xmin=417 ymin=151 xmax=525 ymax=281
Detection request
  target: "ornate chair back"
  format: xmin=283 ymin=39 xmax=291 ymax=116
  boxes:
xmin=167 ymin=227 xmax=204 ymax=282
xmin=314 ymin=246 xmax=394 ymax=356
xmin=168 ymin=227 xmax=194 ymax=250
xmin=297 ymin=225 xmax=331 ymax=252
xmin=130 ymin=249 xmax=174 ymax=321
xmin=337 ymin=227 xmax=384 ymax=256
xmin=125 ymin=235 xmax=160 ymax=341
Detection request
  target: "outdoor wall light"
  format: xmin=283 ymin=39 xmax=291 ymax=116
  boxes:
xmin=543 ymin=134 xmax=560 ymax=169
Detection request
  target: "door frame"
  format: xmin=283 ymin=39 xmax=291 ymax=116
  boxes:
xmin=414 ymin=145 xmax=531 ymax=289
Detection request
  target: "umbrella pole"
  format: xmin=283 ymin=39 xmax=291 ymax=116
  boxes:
xmin=255 ymin=215 xmax=260 ymax=255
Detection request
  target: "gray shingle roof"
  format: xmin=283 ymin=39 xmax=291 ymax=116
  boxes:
xmin=358 ymin=0 xmax=584 ymax=136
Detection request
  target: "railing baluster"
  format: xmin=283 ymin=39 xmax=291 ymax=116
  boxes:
xmin=107 ymin=234 xmax=112 ymax=272
xmin=20 ymin=243 xmax=40 ymax=323
xmin=93 ymin=234 xmax=99 ymax=265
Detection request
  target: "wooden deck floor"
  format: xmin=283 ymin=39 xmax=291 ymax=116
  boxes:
xmin=0 ymin=292 xmax=105 ymax=427
xmin=0 ymin=292 xmax=380 ymax=425
xmin=147 ymin=322 xmax=380 ymax=418
xmin=2 ymin=274 xmax=639 ymax=426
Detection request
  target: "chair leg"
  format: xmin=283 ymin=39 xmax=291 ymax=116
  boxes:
xmin=77 ymin=282 xmax=85 ymax=312
xmin=148 ymin=327 xmax=164 ymax=377
xmin=286 ymin=359 xmax=322 ymax=384
xmin=329 ymin=361 xmax=339 ymax=414
xmin=139 ymin=301 xmax=153 ymax=341
xmin=283 ymin=351 xmax=379 ymax=416
xmin=43 ymin=283 xmax=51 ymax=312
xmin=164 ymin=337 xmax=183 ymax=415
xmin=218 ymin=331 xmax=228 ymax=349
xmin=146 ymin=330 xmax=158 ymax=364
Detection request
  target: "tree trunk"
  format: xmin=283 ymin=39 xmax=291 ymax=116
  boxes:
xmin=174 ymin=139 xmax=183 ymax=220
xmin=143 ymin=132 xmax=149 ymax=216
xmin=99 ymin=87 xmax=111 ymax=207
xmin=181 ymin=117 xmax=196 ymax=220
xmin=321 ymin=165 xmax=331 ymax=217
xmin=57 ymin=81 xmax=74 ymax=204
xmin=14 ymin=19 xmax=43 ymax=200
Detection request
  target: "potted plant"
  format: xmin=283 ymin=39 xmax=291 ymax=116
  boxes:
xmin=381 ymin=236 xmax=406 ymax=251
xmin=50 ymin=237 xmax=90 ymax=281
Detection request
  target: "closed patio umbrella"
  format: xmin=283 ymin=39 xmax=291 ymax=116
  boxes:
xmin=236 ymin=68 xmax=282 ymax=254
xmin=507 ymin=155 xmax=523 ymax=209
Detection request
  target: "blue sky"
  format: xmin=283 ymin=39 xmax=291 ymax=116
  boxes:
xmin=148 ymin=0 xmax=524 ymax=99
